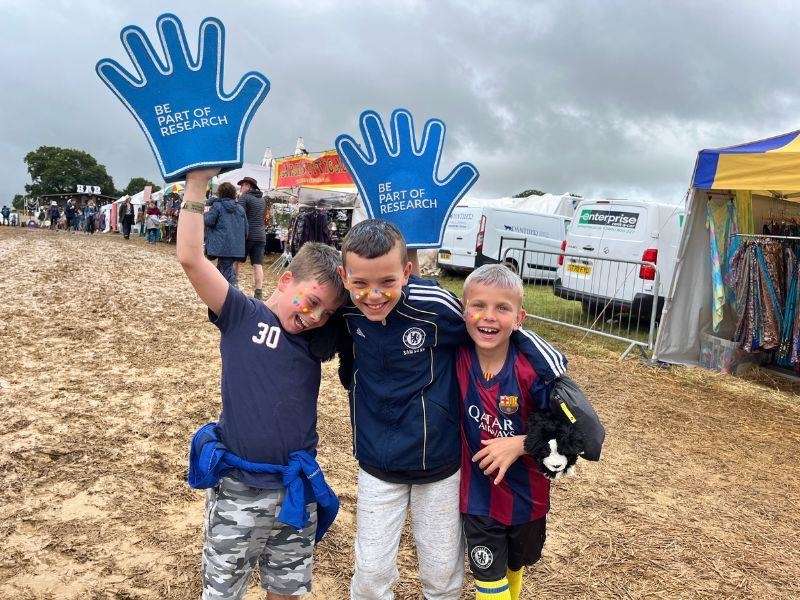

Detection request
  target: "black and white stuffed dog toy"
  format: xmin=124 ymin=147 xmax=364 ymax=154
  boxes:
xmin=524 ymin=411 xmax=584 ymax=479
xmin=523 ymin=375 xmax=605 ymax=480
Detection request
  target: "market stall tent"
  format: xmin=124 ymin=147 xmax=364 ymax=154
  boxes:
xmin=654 ymin=129 xmax=800 ymax=365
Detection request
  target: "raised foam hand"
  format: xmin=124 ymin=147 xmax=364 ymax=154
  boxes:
xmin=336 ymin=109 xmax=479 ymax=249
xmin=96 ymin=14 xmax=270 ymax=182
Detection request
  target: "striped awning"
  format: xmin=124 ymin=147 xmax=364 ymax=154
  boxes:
xmin=692 ymin=129 xmax=800 ymax=193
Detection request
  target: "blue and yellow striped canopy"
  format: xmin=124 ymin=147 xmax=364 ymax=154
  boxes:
xmin=693 ymin=129 xmax=800 ymax=192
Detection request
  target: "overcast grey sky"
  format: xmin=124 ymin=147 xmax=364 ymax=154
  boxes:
xmin=2 ymin=0 xmax=799 ymax=204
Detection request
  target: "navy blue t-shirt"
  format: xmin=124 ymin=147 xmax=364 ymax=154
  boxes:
xmin=209 ymin=286 xmax=321 ymax=488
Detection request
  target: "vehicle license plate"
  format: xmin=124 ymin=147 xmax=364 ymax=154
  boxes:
xmin=438 ymin=251 xmax=452 ymax=260
xmin=566 ymin=263 xmax=592 ymax=275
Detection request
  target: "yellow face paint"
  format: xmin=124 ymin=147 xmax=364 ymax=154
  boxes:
xmin=463 ymin=302 xmax=486 ymax=321
xmin=293 ymin=286 xmax=327 ymax=316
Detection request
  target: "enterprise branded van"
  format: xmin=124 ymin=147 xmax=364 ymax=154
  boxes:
xmin=553 ymin=199 xmax=685 ymax=317
xmin=437 ymin=206 xmax=571 ymax=280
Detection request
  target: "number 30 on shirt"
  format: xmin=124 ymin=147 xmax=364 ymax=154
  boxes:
xmin=252 ymin=322 xmax=281 ymax=348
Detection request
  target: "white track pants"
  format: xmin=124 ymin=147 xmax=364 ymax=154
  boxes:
xmin=350 ymin=468 xmax=464 ymax=600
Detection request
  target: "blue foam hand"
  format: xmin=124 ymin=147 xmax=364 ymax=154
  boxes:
xmin=336 ymin=109 xmax=479 ymax=249
xmin=96 ymin=14 xmax=270 ymax=182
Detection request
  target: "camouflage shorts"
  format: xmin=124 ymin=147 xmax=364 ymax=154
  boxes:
xmin=202 ymin=476 xmax=317 ymax=599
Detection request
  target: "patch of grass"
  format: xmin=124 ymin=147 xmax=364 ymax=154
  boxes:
xmin=434 ymin=273 xmax=652 ymax=360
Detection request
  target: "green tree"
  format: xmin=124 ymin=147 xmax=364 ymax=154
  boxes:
xmin=11 ymin=194 xmax=26 ymax=210
xmin=24 ymin=146 xmax=118 ymax=198
xmin=122 ymin=177 xmax=161 ymax=196
xmin=513 ymin=189 xmax=546 ymax=198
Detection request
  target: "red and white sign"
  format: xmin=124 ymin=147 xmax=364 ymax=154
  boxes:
xmin=272 ymin=151 xmax=354 ymax=189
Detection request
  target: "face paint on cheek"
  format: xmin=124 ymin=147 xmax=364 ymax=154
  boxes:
xmin=377 ymin=289 xmax=396 ymax=299
xmin=351 ymin=290 xmax=368 ymax=301
xmin=463 ymin=302 xmax=485 ymax=321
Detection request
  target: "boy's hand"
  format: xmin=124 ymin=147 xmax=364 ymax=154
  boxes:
xmin=335 ymin=108 xmax=478 ymax=249
xmin=96 ymin=13 xmax=270 ymax=183
xmin=473 ymin=435 xmax=526 ymax=485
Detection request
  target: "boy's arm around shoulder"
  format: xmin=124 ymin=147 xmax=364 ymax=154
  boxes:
xmin=177 ymin=169 xmax=228 ymax=315
xmin=406 ymin=275 xmax=466 ymax=345
xmin=512 ymin=327 xmax=568 ymax=384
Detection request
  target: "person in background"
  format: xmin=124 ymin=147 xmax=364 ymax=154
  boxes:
xmin=49 ymin=203 xmax=60 ymax=230
xmin=65 ymin=199 xmax=77 ymax=232
xmin=145 ymin=200 xmax=163 ymax=244
xmin=1 ymin=205 xmax=9 ymax=226
xmin=37 ymin=208 xmax=46 ymax=228
xmin=204 ymin=182 xmax=247 ymax=286
xmin=85 ymin=198 xmax=98 ymax=234
xmin=120 ymin=197 xmax=135 ymax=239
xmin=234 ymin=177 xmax=267 ymax=299
xmin=136 ymin=205 xmax=146 ymax=237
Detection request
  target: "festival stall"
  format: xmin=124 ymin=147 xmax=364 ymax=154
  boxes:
xmin=654 ymin=129 xmax=800 ymax=374
xmin=103 ymin=192 xmax=146 ymax=233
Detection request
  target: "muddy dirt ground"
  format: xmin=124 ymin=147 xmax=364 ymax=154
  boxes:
xmin=0 ymin=227 xmax=798 ymax=599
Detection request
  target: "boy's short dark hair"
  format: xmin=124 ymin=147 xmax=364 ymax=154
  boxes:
xmin=217 ymin=182 xmax=237 ymax=200
xmin=341 ymin=219 xmax=408 ymax=267
xmin=289 ymin=242 xmax=348 ymax=303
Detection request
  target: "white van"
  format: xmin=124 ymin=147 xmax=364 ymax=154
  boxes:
xmin=553 ymin=199 xmax=684 ymax=317
xmin=438 ymin=206 xmax=571 ymax=280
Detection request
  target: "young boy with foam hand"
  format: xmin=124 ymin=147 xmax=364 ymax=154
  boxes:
xmin=458 ymin=264 xmax=568 ymax=600
xmin=335 ymin=109 xmax=480 ymax=599
xmin=98 ymin=15 xmax=346 ymax=599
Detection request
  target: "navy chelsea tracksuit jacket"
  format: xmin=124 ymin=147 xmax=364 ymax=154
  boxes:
xmin=341 ymin=276 xmax=467 ymax=472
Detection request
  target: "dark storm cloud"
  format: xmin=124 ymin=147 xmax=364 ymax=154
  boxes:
xmin=1 ymin=0 xmax=798 ymax=205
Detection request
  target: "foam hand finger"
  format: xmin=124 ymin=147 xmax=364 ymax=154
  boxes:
xmin=232 ymin=72 xmax=270 ymax=105
xmin=440 ymin=162 xmax=480 ymax=204
xmin=121 ymin=25 xmax=169 ymax=83
xmin=96 ymin=58 xmax=138 ymax=97
xmin=158 ymin=14 xmax=194 ymax=71
xmin=390 ymin=109 xmax=417 ymax=154
xmin=336 ymin=133 xmax=372 ymax=170
xmin=419 ymin=118 xmax=445 ymax=160
xmin=198 ymin=18 xmax=223 ymax=78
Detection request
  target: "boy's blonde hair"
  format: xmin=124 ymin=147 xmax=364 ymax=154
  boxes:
xmin=463 ymin=264 xmax=524 ymax=306
xmin=288 ymin=242 xmax=348 ymax=304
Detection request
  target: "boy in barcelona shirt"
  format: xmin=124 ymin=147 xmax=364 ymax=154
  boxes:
xmin=457 ymin=264 xmax=567 ymax=600
xmin=178 ymin=169 xmax=347 ymax=600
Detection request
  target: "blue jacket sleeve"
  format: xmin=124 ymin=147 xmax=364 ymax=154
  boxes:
xmin=204 ymin=204 xmax=219 ymax=227
xmin=512 ymin=328 xmax=568 ymax=384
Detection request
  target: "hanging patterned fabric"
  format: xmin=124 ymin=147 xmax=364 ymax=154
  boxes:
xmin=729 ymin=240 xmax=783 ymax=352
xmin=777 ymin=248 xmax=798 ymax=366
xmin=707 ymin=202 xmax=727 ymax=332
xmin=724 ymin=201 xmax=740 ymax=307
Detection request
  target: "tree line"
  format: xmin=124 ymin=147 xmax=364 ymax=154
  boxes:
xmin=12 ymin=145 xmax=160 ymax=210
xmin=12 ymin=145 xmax=579 ymax=211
